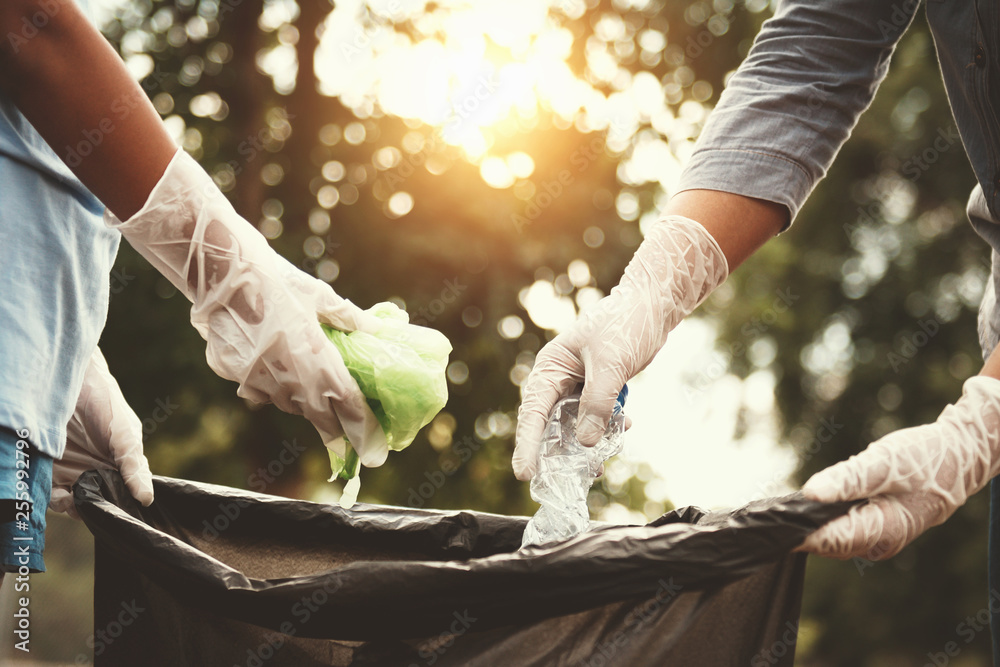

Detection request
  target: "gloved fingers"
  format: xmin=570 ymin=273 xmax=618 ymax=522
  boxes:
xmin=206 ymin=303 xmax=387 ymax=467
xmin=74 ymin=347 xmax=115 ymax=443
xmin=58 ymin=431 xmax=153 ymax=508
xmin=802 ymin=426 xmax=937 ymax=503
xmin=299 ymin=324 xmax=389 ymax=468
xmin=114 ymin=444 xmax=155 ymax=507
xmin=513 ymin=340 xmax=584 ymax=480
xmin=797 ymin=493 xmax=939 ymax=560
xmin=512 ymin=413 xmax=545 ymax=481
xmin=57 ymin=347 xmax=130 ymax=497
xmin=314 ymin=289 xmax=383 ymax=335
xmin=802 ymin=453 xmax=886 ymax=504
xmin=48 ymin=486 xmax=80 ymax=520
xmin=797 ymin=498 xmax=894 ymax=560
xmin=85 ymin=348 xmax=156 ymax=507
xmin=272 ymin=256 xmax=380 ymax=335
xmin=576 ymin=355 xmax=630 ymax=446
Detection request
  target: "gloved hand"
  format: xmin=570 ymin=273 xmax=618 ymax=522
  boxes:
xmin=513 ymin=215 xmax=729 ymax=480
xmin=800 ymin=375 xmax=1000 ymax=559
xmin=50 ymin=347 xmax=154 ymax=518
xmin=105 ymin=148 xmax=389 ymax=469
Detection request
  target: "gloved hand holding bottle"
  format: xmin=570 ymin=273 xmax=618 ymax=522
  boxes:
xmin=513 ymin=215 xmax=729 ymax=480
xmin=521 ymin=386 xmax=628 ymax=548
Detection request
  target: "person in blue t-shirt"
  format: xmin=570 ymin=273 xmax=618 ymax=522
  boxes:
xmin=0 ymin=0 xmax=390 ymax=581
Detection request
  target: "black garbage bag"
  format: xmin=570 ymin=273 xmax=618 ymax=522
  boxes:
xmin=74 ymin=469 xmax=852 ymax=667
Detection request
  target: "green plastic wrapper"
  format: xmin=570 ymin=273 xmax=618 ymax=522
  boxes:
xmin=322 ymin=302 xmax=452 ymax=485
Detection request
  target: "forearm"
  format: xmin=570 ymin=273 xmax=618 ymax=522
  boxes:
xmin=0 ymin=0 xmax=176 ymax=219
xmin=665 ymin=189 xmax=787 ymax=270
xmin=677 ymin=0 xmax=916 ymax=225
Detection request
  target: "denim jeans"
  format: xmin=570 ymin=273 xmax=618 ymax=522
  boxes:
xmin=0 ymin=426 xmax=53 ymax=573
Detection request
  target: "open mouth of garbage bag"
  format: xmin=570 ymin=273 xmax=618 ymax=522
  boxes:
xmin=74 ymin=469 xmax=853 ymax=666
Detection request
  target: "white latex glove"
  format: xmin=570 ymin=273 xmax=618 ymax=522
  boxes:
xmin=50 ymin=347 xmax=154 ymax=517
xmin=800 ymin=376 xmax=1000 ymax=560
xmin=513 ymin=215 xmax=729 ymax=480
xmin=105 ymin=148 xmax=389 ymax=468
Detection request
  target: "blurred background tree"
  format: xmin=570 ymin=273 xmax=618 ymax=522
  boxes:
xmin=1 ymin=0 xmax=991 ymax=665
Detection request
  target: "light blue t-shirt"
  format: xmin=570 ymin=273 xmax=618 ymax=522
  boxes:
xmin=0 ymin=0 xmax=120 ymax=458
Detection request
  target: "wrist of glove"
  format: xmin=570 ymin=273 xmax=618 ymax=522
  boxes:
xmin=50 ymin=347 xmax=154 ymax=518
xmin=800 ymin=375 xmax=1000 ymax=560
xmin=104 ymin=148 xmax=388 ymax=467
xmin=513 ymin=214 xmax=728 ymax=480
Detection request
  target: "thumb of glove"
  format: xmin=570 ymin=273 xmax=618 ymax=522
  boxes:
xmin=803 ymin=425 xmax=928 ymax=504
xmin=118 ymin=451 xmax=154 ymax=507
xmin=316 ymin=290 xmax=382 ymax=335
xmin=802 ymin=446 xmax=887 ymax=504
xmin=108 ymin=398 xmax=154 ymax=506
xmin=803 ymin=461 xmax=855 ymax=503
xmin=98 ymin=355 xmax=155 ymax=507
xmin=49 ymin=486 xmax=81 ymax=519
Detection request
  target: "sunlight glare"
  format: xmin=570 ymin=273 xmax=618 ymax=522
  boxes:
xmin=314 ymin=0 xmax=689 ymax=190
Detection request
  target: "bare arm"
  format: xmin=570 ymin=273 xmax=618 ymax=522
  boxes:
xmin=665 ymin=189 xmax=788 ymax=270
xmin=0 ymin=0 xmax=176 ymax=219
xmin=0 ymin=2 xmax=398 ymax=472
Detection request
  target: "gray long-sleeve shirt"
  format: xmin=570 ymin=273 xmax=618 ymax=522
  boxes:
xmin=678 ymin=0 xmax=1000 ymax=353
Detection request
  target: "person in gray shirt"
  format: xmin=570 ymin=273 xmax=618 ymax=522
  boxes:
xmin=514 ymin=1 xmax=1000 ymax=659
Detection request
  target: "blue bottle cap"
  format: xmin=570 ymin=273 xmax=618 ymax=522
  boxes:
xmin=613 ymin=385 xmax=628 ymax=415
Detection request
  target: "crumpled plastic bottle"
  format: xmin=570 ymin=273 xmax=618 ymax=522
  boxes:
xmin=521 ymin=386 xmax=627 ymax=548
